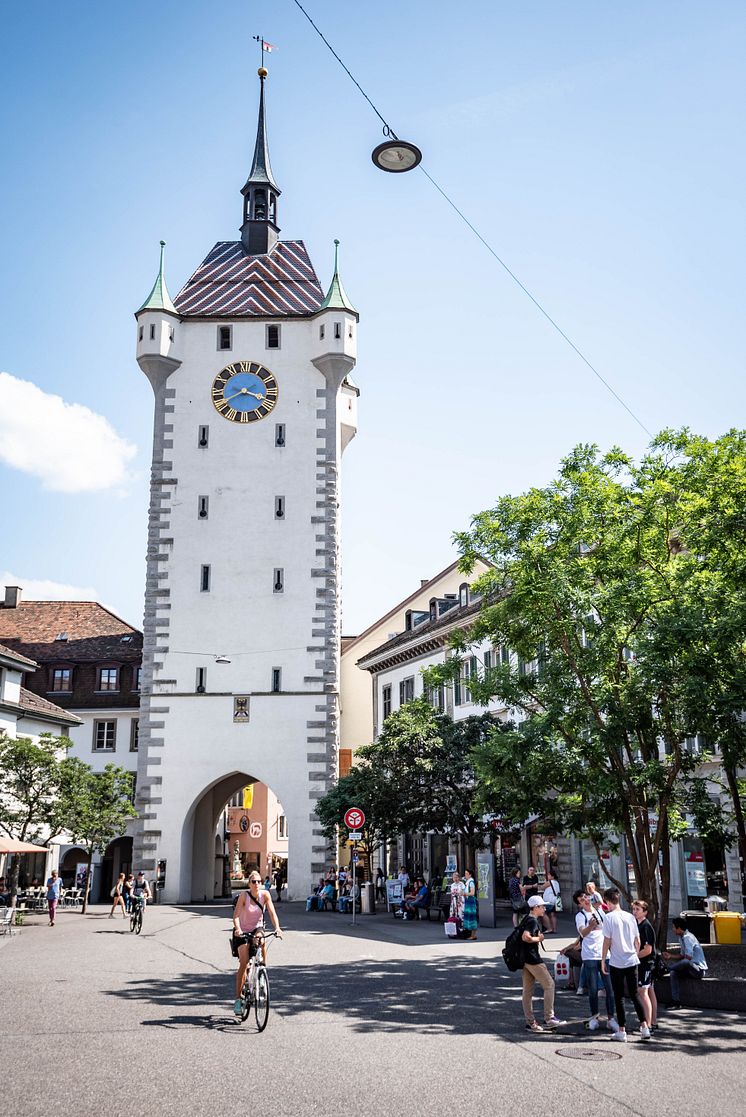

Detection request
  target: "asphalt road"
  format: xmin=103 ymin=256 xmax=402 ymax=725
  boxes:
xmin=2 ymin=902 xmax=744 ymax=1117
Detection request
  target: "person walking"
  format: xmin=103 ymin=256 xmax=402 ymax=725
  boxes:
xmin=662 ymin=916 xmax=708 ymax=1008
xmin=573 ymin=889 xmax=617 ymax=1032
xmin=122 ymin=873 xmax=135 ymax=913
xmin=632 ymin=900 xmax=658 ymax=1030
xmin=521 ymin=896 xmax=564 ymax=1032
xmin=463 ymin=868 xmax=478 ymax=940
xmin=108 ymin=873 xmax=127 ymax=919
xmin=375 ymin=866 xmax=385 ymax=902
xmin=508 ymin=868 xmax=526 ymax=927
xmin=542 ymin=871 xmax=561 ymax=933
xmin=601 ymin=888 xmax=650 ymax=1042
xmin=46 ymin=870 xmax=62 ymax=927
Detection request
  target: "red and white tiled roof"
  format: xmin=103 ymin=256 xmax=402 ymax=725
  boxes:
xmin=174 ymin=240 xmax=324 ymax=318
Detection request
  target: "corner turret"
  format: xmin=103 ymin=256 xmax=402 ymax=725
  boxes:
xmin=312 ymin=240 xmax=359 ymax=451
xmin=135 ymin=240 xmax=182 ymax=390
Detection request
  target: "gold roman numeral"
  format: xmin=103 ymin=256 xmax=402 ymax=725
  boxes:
xmin=215 ymin=398 xmax=229 ymax=412
xmin=225 ymin=407 xmax=238 ymax=421
xmin=240 ymin=411 xmax=250 ymax=423
xmin=239 ymin=361 xmax=250 ymax=372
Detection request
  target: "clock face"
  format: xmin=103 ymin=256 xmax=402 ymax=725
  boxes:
xmin=211 ymin=361 xmax=279 ymax=423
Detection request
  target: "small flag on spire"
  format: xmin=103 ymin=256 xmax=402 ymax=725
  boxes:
xmin=262 ymin=41 xmax=276 ymax=52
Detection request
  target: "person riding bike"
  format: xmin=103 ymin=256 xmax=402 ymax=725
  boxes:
xmin=131 ymin=871 xmax=152 ymax=911
xmin=232 ymin=872 xmax=283 ymax=1016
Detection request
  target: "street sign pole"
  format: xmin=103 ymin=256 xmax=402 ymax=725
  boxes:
xmin=352 ymin=841 xmax=357 ymax=926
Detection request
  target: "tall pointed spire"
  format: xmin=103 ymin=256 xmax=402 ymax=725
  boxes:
xmin=320 ymin=240 xmax=358 ymax=314
xmin=137 ymin=240 xmax=177 ymax=314
xmin=240 ymin=68 xmax=282 ymax=255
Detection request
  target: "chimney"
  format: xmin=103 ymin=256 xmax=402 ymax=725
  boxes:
xmin=420 ymin=578 xmax=428 ymax=587
xmin=3 ymin=586 xmax=22 ymax=609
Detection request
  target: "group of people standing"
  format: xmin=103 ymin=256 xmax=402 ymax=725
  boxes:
xmin=447 ymin=869 xmax=479 ymax=940
xmin=508 ymin=866 xmax=562 ymax=931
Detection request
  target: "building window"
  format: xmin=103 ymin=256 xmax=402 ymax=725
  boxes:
xmin=133 ymin=666 xmax=142 ymax=691
xmin=196 ymin=667 xmax=207 ymax=693
xmin=138 ymin=326 xmax=143 ymax=341
xmin=200 ymin=565 xmax=211 ymax=592
xmin=265 ymin=323 xmax=280 ymax=349
xmin=198 ymin=425 xmax=209 ymax=448
xmin=50 ymin=667 xmax=72 ymax=692
xmin=382 ymin=684 xmax=392 ymax=719
xmin=455 ymin=657 xmax=477 ymax=706
xmin=93 ymin=720 xmax=116 ymax=752
xmin=339 ymin=748 xmax=353 ymax=778
xmin=273 ymin=568 xmax=284 ymax=593
xmin=217 ymin=325 xmax=232 ymax=351
xmin=98 ymin=667 xmax=119 ymax=692
xmin=319 ymin=324 xmax=325 ymax=340
xmin=399 ymin=677 xmax=414 ymax=705
xmin=275 ymin=496 xmax=285 ymax=519
xmin=130 ymin=719 xmax=139 ymax=752
xmin=483 ymin=649 xmax=493 ymax=671
xmin=198 ymin=495 xmax=209 ymax=520
xmin=334 ymin=322 xmax=341 ymax=339
xmin=459 ymin=582 xmax=469 ymax=608
xmin=271 ymin=667 xmax=281 ymax=693
xmin=275 ymin=423 xmax=285 ymax=447
xmin=149 ymin=324 xmax=156 ymax=340
xmin=169 ymin=326 xmax=175 ymax=342
xmin=278 ymin=815 xmax=288 ymax=839
xmin=427 ymin=684 xmax=445 ymax=711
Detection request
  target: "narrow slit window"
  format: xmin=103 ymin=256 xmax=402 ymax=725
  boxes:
xmin=319 ymin=324 xmax=325 ymax=340
xmin=196 ymin=667 xmax=206 ymax=693
xmin=265 ymin=324 xmax=280 ymax=349
xmin=198 ymin=496 xmax=209 ymax=520
xmin=198 ymin=425 xmax=209 ymax=448
xmin=348 ymin=323 xmax=353 ymax=338
xmin=271 ymin=667 xmax=281 ymax=693
xmin=138 ymin=326 xmax=143 ymax=341
xmin=200 ymin=565 xmax=211 ymax=592
xmin=275 ymin=496 xmax=285 ymax=519
xmin=169 ymin=326 xmax=175 ymax=342
xmin=217 ymin=325 xmax=232 ymax=351
xmin=149 ymin=324 xmax=156 ymax=340
xmin=273 ymin=568 xmax=284 ymax=593
xmin=334 ymin=322 xmax=341 ymax=339
xmin=275 ymin=423 xmax=285 ymax=447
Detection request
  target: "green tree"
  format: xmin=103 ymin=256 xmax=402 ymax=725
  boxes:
xmin=58 ymin=760 xmax=137 ymax=913
xmin=316 ymin=764 xmax=399 ymax=880
xmin=356 ymin=700 xmax=499 ymax=872
xmin=427 ymin=430 xmax=746 ymax=936
xmin=0 ymin=734 xmax=71 ymax=902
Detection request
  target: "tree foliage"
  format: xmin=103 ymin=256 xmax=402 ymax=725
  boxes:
xmin=425 ymin=429 xmax=746 ymax=935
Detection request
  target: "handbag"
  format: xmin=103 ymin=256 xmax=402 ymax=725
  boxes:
xmin=554 ymin=956 xmax=570 ymax=981
xmin=555 ymin=894 xmax=563 ymax=912
xmin=444 ymin=917 xmax=458 ymax=938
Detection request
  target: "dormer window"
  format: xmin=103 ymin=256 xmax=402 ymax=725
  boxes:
xmin=98 ymin=667 xmax=119 ymax=692
xmin=55 ymin=632 xmax=69 ymax=642
xmin=50 ymin=667 xmax=72 ymax=693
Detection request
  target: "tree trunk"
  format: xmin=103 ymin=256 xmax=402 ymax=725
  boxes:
xmin=9 ymin=855 xmax=21 ymax=907
xmin=81 ymin=848 xmax=93 ymax=915
xmin=657 ymin=834 xmax=671 ymax=946
xmin=724 ymin=761 xmax=746 ymax=898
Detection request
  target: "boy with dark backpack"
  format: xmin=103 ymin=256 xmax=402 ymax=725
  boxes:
xmin=513 ymin=895 xmax=564 ymax=1032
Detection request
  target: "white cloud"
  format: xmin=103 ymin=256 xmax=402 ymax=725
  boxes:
xmin=0 ymin=572 xmax=101 ymax=602
xmin=0 ymin=372 xmax=137 ymax=493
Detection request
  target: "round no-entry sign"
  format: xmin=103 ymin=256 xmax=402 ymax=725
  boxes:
xmin=344 ymin=807 xmax=365 ymax=830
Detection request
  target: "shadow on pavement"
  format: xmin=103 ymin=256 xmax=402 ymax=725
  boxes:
xmin=104 ymin=952 xmax=744 ymax=1053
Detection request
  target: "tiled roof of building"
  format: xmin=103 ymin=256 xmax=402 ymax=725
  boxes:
xmin=174 ymin=240 xmax=324 ymax=318
xmin=357 ymin=598 xmax=484 ymax=670
xmin=0 ymin=642 xmax=37 ymax=669
xmin=18 ymin=686 xmax=82 ymax=726
xmin=0 ymin=602 xmax=142 ymax=663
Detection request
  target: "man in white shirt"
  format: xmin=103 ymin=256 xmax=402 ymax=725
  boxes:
xmin=601 ymin=888 xmax=651 ymax=1042
xmin=573 ymin=889 xmax=617 ymax=1031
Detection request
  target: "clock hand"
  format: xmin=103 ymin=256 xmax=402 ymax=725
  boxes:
xmin=223 ymin=389 xmax=247 ymax=403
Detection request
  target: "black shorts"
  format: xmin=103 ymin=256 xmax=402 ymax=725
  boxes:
xmin=230 ymin=930 xmax=264 ymax=959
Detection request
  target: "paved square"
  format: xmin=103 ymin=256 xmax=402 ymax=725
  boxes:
xmin=3 ymin=904 xmax=743 ymax=1116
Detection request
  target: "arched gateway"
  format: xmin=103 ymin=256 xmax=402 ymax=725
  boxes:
xmin=132 ymin=69 xmax=359 ymax=903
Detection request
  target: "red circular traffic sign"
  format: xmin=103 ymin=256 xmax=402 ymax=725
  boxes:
xmin=344 ymin=807 xmax=365 ymax=830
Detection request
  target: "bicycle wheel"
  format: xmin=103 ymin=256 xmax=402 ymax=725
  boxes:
xmin=240 ymin=968 xmax=252 ymax=1022
xmin=135 ymin=908 xmax=143 ymax=935
xmin=254 ymin=966 xmax=270 ymax=1031
xmin=130 ymin=912 xmax=137 ymax=933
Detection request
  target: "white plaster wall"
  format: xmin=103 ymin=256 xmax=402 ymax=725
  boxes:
xmin=65 ymin=710 xmax=139 ymax=775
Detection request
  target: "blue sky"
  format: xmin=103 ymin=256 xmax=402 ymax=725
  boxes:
xmin=1 ymin=2 xmax=743 ymax=632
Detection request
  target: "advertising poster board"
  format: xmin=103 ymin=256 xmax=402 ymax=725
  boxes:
xmin=385 ymin=879 xmax=403 ymax=910
xmin=445 ymin=854 xmax=457 ymax=876
xmin=476 ymin=851 xmax=496 ymax=927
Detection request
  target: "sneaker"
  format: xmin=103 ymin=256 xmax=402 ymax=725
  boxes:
xmin=525 ymin=1021 xmax=544 ymax=1033
xmin=668 ymin=1003 xmax=682 ymax=1010
xmin=607 ymin=1017 xmax=620 ymax=1033
xmin=611 ymin=1029 xmax=628 ymax=1042
xmin=586 ymin=1017 xmax=600 ymax=1031
xmin=233 ymin=998 xmax=242 ymax=1016
xmin=640 ymin=1024 xmax=651 ymax=1040
xmin=576 ymin=986 xmax=586 ymax=995
xmin=543 ymin=1016 xmax=565 ymax=1029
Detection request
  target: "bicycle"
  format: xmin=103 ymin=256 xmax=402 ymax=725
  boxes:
xmin=237 ymin=929 xmax=280 ymax=1030
xmin=129 ymin=895 xmax=146 ymax=935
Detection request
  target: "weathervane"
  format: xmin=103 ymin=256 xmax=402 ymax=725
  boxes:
xmin=253 ymin=34 xmax=276 ymax=72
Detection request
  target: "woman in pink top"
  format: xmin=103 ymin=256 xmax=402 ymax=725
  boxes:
xmin=232 ymin=872 xmax=283 ymax=1015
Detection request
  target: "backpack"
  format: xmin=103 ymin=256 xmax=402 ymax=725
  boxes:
xmin=502 ymin=917 xmax=530 ymax=971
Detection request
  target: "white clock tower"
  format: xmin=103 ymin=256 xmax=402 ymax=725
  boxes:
xmin=133 ymin=68 xmax=359 ymax=902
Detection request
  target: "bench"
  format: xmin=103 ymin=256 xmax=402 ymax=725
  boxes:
xmin=655 ymin=942 xmax=746 ymax=1013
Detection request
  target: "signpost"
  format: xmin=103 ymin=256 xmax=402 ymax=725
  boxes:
xmin=344 ymin=807 xmax=365 ymax=925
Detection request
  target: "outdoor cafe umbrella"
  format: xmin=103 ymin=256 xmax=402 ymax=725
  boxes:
xmin=0 ymin=838 xmax=49 ymax=854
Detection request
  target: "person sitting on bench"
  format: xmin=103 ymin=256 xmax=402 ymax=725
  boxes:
xmin=402 ymin=878 xmax=430 ymax=920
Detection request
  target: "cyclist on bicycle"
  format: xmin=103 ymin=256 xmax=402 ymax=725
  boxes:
xmin=132 ymin=872 xmax=152 ymax=909
xmin=232 ymin=872 xmax=283 ymax=1016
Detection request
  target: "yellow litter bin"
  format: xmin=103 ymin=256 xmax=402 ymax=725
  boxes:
xmin=712 ymin=911 xmax=742 ymax=944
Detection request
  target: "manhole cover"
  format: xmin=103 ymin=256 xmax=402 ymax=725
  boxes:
xmin=556 ymin=1048 xmax=623 ymax=1061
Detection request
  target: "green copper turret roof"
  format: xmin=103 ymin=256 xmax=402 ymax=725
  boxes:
xmin=319 ymin=240 xmax=357 ymax=314
xmin=137 ymin=240 xmax=177 ymax=314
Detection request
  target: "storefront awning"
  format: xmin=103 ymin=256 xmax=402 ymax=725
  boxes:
xmin=0 ymin=838 xmax=49 ymax=854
